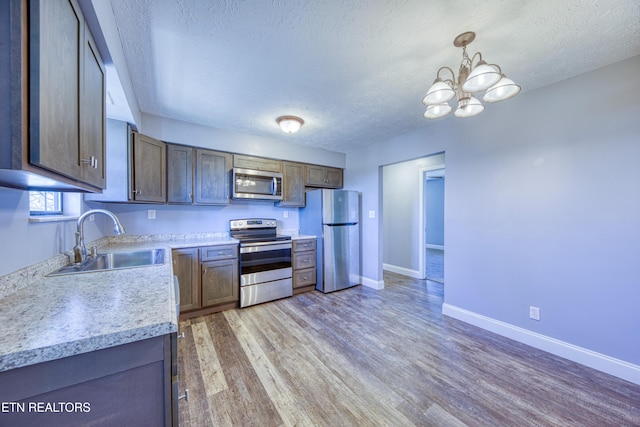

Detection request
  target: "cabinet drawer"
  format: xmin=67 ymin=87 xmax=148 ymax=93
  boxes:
xmin=200 ymin=245 xmax=238 ymax=261
xmin=293 ymin=239 xmax=316 ymax=253
xmin=293 ymin=268 xmax=316 ymax=288
xmin=293 ymin=251 xmax=316 ymax=270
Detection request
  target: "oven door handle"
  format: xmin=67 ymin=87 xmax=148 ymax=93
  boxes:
xmin=240 ymin=242 xmax=292 ymax=254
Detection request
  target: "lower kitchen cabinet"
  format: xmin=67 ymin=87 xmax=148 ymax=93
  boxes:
xmin=292 ymin=238 xmax=316 ymax=294
xmin=172 ymin=248 xmax=200 ymax=312
xmin=0 ymin=335 xmax=175 ymax=426
xmin=202 ymin=258 xmax=239 ymax=306
xmin=173 ymin=244 xmax=239 ymax=320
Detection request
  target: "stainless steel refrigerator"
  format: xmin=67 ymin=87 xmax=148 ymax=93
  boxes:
xmin=299 ymin=189 xmax=360 ymax=293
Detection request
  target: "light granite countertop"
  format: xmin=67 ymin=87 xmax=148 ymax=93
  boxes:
xmin=0 ymin=234 xmax=238 ymax=373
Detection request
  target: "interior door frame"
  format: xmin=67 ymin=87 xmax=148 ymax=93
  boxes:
xmin=418 ymin=165 xmax=445 ymax=279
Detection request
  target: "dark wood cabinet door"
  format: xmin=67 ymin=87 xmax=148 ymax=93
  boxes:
xmin=195 ymin=149 xmax=231 ymax=205
xmin=324 ymin=167 xmax=343 ymax=188
xmin=80 ymin=22 xmax=105 ymax=188
xmin=277 ymin=161 xmax=305 ymax=207
xmin=305 ymin=165 xmax=327 ymax=187
xmin=306 ymin=165 xmax=343 ymax=188
xmin=29 ymin=0 xmax=83 ymax=180
xmin=167 ymin=144 xmax=194 ymax=204
xmin=233 ymin=154 xmax=281 ymax=172
xmin=132 ymin=132 xmax=166 ymax=203
xmin=172 ymin=248 xmax=200 ymax=312
xmin=201 ymin=259 xmax=239 ymax=307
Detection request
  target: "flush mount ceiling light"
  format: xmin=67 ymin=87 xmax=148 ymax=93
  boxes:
xmin=422 ymin=31 xmax=520 ymax=120
xmin=276 ymin=115 xmax=304 ymax=134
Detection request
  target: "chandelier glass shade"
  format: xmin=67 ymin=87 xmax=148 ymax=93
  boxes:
xmin=422 ymin=32 xmax=520 ymax=120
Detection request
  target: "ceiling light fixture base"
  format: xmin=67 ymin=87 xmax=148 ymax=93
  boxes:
xmin=453 ymin=31 xmax=475 ymax=48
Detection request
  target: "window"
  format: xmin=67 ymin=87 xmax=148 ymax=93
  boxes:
xmin=29 ymin=191 xmax=63 ymax=215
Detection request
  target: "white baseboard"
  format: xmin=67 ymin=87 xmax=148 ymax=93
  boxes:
xmin=383 ymin=263 xmax=422 ymax=279
xmin=442 ymin=303 xmax=640 ymax=386
xmin=361 ymin=276 xmax=385 ymax=290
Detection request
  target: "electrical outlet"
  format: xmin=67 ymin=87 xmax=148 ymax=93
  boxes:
xmin=529 ymin=306 xmax=540 ymax=321
xmin=148 ymin=209 xmax=156 ymax=220
xmin=283 ymin=211 xmax=289 ymax=219
xmin=368 ymin=210 xmax=376 ymax=219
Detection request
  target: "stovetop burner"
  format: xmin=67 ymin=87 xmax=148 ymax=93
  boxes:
xmin=229 ymin=218 xmax=291 ymax=244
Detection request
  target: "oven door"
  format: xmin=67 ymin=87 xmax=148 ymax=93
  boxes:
xmin=239 ymin=241 xmax=292 ymax=286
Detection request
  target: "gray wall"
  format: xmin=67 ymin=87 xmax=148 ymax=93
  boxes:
xmin=0 ymin=189 xmax=103 ymax=276
xmin=346 ymin=55 xmax=640 ymax=370
xmin=425 ymin=178 xmax=444 ymax=246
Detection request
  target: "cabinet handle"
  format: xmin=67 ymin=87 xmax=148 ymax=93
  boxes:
xmin=178 ymin=331 xmax=185 ymax=339
xmin=178 ymin=389 xmax=189 ymax=402
xmin=81 ymin=156 xmax=98 ymax=169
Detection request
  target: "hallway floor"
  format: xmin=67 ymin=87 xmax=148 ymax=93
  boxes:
xmin=426 ymin=247 xmax=444 ymax=283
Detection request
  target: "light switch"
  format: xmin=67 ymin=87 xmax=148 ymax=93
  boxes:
xmin=368 ymin=210 xmax=375 ymax=219
xmin=148 ymin=209 xmax=156 ymax=220
xmin=283 ymin=211 xmax=289 ymax=219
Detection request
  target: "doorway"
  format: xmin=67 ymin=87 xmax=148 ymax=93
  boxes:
xmin=381 ymin=154 xmax=444 ymax=282
xmin=423 ymin=169 xmax=444 ymax=283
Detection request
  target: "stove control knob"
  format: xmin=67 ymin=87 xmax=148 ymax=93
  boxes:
xmin=231 ymin=221 xmax=237 ymax=227
xmin=238 ymin=221 xmax=244 ymax=227
xmin=270 ymin=220 xmax=276 ymax=226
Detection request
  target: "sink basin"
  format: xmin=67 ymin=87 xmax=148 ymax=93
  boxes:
xmin=49 ymin=249 xmax=165 ymax=276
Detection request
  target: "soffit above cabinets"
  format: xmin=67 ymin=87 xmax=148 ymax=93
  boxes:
xmin=106 ymin=0 xmax=640 ymax=153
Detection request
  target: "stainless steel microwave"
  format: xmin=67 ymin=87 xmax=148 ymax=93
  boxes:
xmin=232 ymin=168 xmax=283 ymax=200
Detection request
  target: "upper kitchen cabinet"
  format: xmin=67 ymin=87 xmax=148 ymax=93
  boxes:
xmin=233 ymin=154 xmax=281 ymax=172
xmin=79 ymin=21 xmax=106 ymax=189
xmin=0 ymin=0 xmax=106 ymax=192
xmin=85 ymin=127 xmax=167 ymax=204
xmin=305 ymin=165 xmax=343 ymax=188
xmin=195 ymin=149 xmax=232 ymax=205
xmin=166 ymin=143 xmax=194 ymax=204
xmin=131 ymin=132 xmax=166 ymax=203
xmin=167 ymin=145 xmax=231 ymax=205
xmin=276 ymin=161 xmax=306 ymax=207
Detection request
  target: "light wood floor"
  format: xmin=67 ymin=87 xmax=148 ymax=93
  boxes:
xmin=177 ymin=272 xmax=640 ymax=426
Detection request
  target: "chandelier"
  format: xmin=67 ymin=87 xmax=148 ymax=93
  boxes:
xmin=422 ymin=32 xmax=520 ymax=120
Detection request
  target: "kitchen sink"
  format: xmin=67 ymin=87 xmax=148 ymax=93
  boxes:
xmin=49 ymin=248 xmax=165 ymax=276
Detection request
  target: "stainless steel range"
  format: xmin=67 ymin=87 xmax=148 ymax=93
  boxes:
xmin=229 ymin=218 xmax=292 ymax=308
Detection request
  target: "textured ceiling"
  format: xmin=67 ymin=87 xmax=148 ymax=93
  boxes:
xmin=108 ymin=0 xmax=640 ymax=153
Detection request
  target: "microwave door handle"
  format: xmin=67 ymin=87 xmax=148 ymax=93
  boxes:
xmin=271 ymin=177 xmax=277 ymax=196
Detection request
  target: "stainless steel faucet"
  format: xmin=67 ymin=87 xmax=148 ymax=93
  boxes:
xmin=73 ymin=209 xmax=126 ymax=263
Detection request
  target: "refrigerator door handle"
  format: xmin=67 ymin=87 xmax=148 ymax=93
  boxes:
xmin=325 ymin=222 xmax=358 ymax=227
